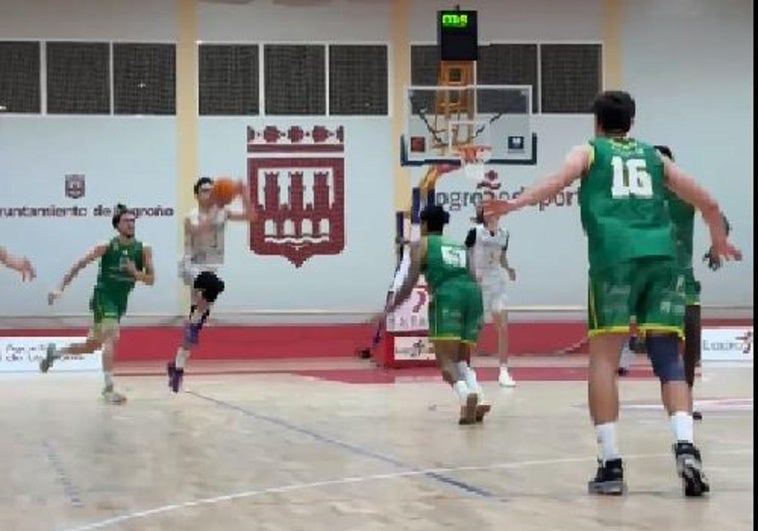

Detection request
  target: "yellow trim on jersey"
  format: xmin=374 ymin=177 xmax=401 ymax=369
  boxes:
xmin=588 ymin=284 xmax=599 ymax=330
xmin=637 ymin=324 xmax=685 ymax=339
xmin=586 ymin=142 xmax=595 ymax=172
xmin=588 ymin=326 xmax=631 ymax=338
xmin=461 ymin=339 xmax=478 ymax=345
xmin=428 ymin=335 xmax=462 ymax=342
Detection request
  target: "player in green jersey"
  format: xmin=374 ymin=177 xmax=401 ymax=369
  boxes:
xmin=618 ymin=145 xmax=733 ymax=422
xmin=378 ymin=204 xmax=489 ymax=425
xmin=0 ymin=246 xmax=36 ymax=281
xmin=41 ymin=204 xmax=155 ymax=404
xmin=484 ymin=91 xmax=741 ymax=497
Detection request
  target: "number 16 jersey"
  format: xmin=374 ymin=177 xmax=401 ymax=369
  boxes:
xmin=578 ymin=137 xmax=677 ymax=271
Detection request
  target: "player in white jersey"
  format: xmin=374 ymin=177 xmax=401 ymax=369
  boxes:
xmin=465 ymin=204 xmax=517 ymax=387
xmin=167 ymin=176 xmax=254 ymax=392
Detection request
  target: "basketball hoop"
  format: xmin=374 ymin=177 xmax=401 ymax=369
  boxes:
xmin=456 ymin=145 xmax=492 ymax=182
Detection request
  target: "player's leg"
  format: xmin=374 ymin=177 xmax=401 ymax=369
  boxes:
xmin=682 ymin=270 xmax=702 ymax=420
xmin=98 ymin=319 xmax=126 ymax=404
xmin=638 ymin=258 xmax=708 ymax=496
xmin=586 ymin=265 xmax=632 ymax=495
xmin=684 ymin=304 xmax=702 ymax=419
xmin=40 ymin=292 xmax=105 ymax=373
xmin=90 ymin=293 xmax=127 ymax=403
xmin=493 ymin=308 xmax=515 ymax=387
xmin=617 ymin=317 xmax=637 ymax=376
xmin=460 ymin=281 xmax=491 ymax=422
xmin=429 ymin=285 xmax=478 ymax=424
xmin=40 ymin=335 xmax=102 ymax=373
xmin=168 ymin=271 xmax=225 ymax=392
xmin=479 ymin=276 xmax=513 ymax=385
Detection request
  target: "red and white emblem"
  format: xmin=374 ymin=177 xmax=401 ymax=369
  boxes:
xmin=247 ymin=125 xmax=345 ymax=268
xmin=64 ymin=174 xmax=86 ymax=199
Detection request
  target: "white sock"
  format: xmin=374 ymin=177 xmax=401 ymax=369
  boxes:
xmin=175 ymin=347 xmax=190 ymax=369
xmin=595 ymin=422 xmax=621 ymax=462
xmin=463 ymin=366 xmax=483 ymax=397
xmin=103 ymin=372 xmax=114 ymax=389
xmin=670 ymin=411 xmax=694 ymax=443
xmin=453 ymin=380 xmax=470 ymax=403
xmin=453 ymin=362 xmax=477 ymax=391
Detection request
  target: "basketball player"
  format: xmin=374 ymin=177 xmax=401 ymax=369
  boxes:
xmin=618 ymin=145 xmax=732 ymax=422
xmin=377 ymin=204 xmax=488 ymax=425
xmin=0 ymin=246 xmax=36 ymax=281
xmin=167 ymin=176 xmax=254 ymax=393
xmin=616 ymin=329 xmax=639 ymax=376
xmin=465 ymin=204 xmax=517 ymax=386
xmin=484 ymin=91 xmax=741 ymax=497
xmin=41 ymin=205 xmax=155 ymax=404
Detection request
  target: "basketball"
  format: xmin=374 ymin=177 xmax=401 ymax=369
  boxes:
xmin=211 ymin=177 xmax=240 ymax=205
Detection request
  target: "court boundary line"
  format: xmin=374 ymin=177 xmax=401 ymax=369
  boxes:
xmin=61 ymin=448 xmax=753 ymax=531
xmin=44 ymin=440 xmax=85 ymax=509
xmin=186 ymin=390 xmax=495 ymax=498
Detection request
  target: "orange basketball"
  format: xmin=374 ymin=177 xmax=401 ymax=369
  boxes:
xmin=212 ymin=177 xmax=239 ymax=205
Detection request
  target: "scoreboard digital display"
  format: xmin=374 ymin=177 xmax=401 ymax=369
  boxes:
xmin=437 ymin=10 xmax=478 ymax=61
xmin=440 ymin=13 xmax=471 ymax=29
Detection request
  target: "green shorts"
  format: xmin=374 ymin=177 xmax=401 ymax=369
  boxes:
xmin=588 ymin=257 xmax=685 ymax=338
xmin=428 ymin=279 xmax=483 ymax=344
xmin=681 ymin=267 xmax=701 ymax=306
xmin=89 ymin=288 xmax=128 ymax=324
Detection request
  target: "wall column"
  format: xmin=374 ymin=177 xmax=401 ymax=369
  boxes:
xmin=176 ymin=0 xmax=199 ymax=314
xmin=391 ymin=0 xmax=411 ymax=214
xmin=603 ymin=0 xmax=624 ymax=89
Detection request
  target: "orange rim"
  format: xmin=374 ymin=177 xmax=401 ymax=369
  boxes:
xmin=455 ymin=145 xmax=492 ymax=164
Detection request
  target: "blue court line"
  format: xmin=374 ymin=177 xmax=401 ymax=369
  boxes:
xmin=187 ymin=390 xmax=494 ymax=499
xmin=44 ymin=440 xmax=85 ymax=508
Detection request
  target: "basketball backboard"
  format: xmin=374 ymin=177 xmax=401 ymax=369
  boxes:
xmin=400 ymin=84 xmax=537 ymax=167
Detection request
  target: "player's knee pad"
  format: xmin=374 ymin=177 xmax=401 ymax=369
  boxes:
xmin=193 ymin=271 xmax=225 ymax=303
xmin=645 ymin=334 xmax=685 ymax=383
xmin=184 ymin=304 xmax=212 ymax=346
xmin=183 ymin=324 xmax=199 ymax=348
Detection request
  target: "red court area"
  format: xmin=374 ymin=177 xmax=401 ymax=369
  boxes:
xmin=2 ymin=318 xmax=748 ymax=382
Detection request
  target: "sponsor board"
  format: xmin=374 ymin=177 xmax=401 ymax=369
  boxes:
xmin=0 ymin=337 xmax=102 ymax=373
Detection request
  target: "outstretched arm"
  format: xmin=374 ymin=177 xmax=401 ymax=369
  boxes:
xmin=484 ymin=145 xmax=589 ymax=217
xmin=662 ymin=156 xmax=741 ymax=262
xmin=49 ymin=244 xmax=107 ymax=304
xmin=227 ymin=180 xmax=255 ymax=222
xmin=384 ymin=239 xmax=425 ymax=314
xmin=704 ymin=213 xmax=731 ymax=270
xmin=0 ymin=246 xmax=35 ymax=281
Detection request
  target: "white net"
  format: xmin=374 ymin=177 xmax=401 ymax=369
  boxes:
xmin=459 ymin=146 xmax=491 ymax=181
